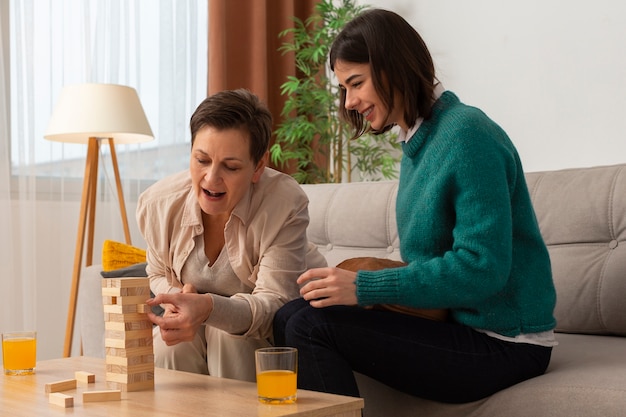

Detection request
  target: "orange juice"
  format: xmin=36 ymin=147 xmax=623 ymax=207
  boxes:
xmin=256 ymin=370 xmax=297 ymax=403
xmin=2 ymin=336 xmax=36 ymax=375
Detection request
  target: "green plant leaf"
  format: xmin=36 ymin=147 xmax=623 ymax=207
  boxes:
xmin=273 ymin=0 xmax=399 ymax=184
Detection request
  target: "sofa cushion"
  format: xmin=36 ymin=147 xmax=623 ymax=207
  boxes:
xmin=100 ymin=261 xmax=148 ymax=278
xmin=355 ymin=333 xmax=626 ymax=417
xmin=301 ymin=181 xmax=401 ymax=267
xmin=526 ymin=164 xmax=626 ymax=336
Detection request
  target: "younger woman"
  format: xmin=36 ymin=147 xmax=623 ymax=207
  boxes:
xmin=273 ymin=9 xmax=557 ymax=403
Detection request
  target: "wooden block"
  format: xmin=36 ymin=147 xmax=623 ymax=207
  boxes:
xmin=48 ymin=392 xmax=74 ymax=408
xmin=82 ymin=390 xmax=122 ymax=402
xmin=103 ymin=303 xmax=140 ymax=314
xmin=107 ymin=379 xmax=155 ymax=392
xmin=105 ymin=312 xmax=151 ymax=323
xmin=106 ymin=353 xmax=154 ymax=366
xmin=106 ymin=361 xmax=154 ymax=375
xmin=106 ymin=370 xmax=154 ymax=384
xmin=105 ymin=319 xmax=152 ymax=332
xmin=75 ymin=371 xmax=96 ymax=383
xmin=102 ymin=286 xmax=151 ymax=297
xmin=105 ymin=328 xmax=152 ymax=341
xmin=106 ymin=345 xmax=154 ymax=358
xmin=102 ymin=295 xmax=150 ymax=306
xmin=105 ymin=330 xmax=153 ymax=344
xmin=105 ymin=336 xmax=153 ymax=349
xmin=45 ymin=379 xmax=77 ymax=393
xmin=103 ymin=278 xmax=150 ymax=288
xmin=137 ymin=303 xmax=150 ymax=313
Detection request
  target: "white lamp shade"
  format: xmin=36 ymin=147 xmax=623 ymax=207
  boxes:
xmin=44 ymin=83 xmax=154 ymax=144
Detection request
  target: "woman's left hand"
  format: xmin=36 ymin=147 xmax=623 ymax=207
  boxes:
xmin=298 ymin=267 xmax=358 ymax=307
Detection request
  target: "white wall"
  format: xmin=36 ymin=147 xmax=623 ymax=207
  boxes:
xmin=362 ymin=0 xmax=626 ymax=172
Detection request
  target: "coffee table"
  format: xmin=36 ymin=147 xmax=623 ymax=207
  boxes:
xmin=1 ymin=356 xmax=364 ymax=416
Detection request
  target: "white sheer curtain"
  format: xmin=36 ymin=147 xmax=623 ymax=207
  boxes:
xmin=1 ymin=0 xmax=207 ymax=359
xmin=1 ymin=0 xmax=33 ymax=336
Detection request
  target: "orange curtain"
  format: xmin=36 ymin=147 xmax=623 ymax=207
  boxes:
xmin=208 ymin=0 xmax=318 ymax=170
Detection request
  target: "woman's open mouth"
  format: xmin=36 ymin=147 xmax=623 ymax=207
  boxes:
xmin=204 ymin=189 xmax=225 ymax=198
xmin=362 ymin=106 xmax=373 ymax=121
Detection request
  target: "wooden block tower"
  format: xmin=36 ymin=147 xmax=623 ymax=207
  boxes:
xmin=102 ymin=277 xmax=154 ymax=392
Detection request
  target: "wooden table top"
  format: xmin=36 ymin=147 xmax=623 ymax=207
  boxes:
xmin=0 ymin=356 xmax=363 ymax=416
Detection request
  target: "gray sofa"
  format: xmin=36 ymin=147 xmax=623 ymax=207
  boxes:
xmin=78 ymin=163 xmax=626 ymax=416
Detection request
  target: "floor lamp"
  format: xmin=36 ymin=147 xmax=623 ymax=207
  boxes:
xmin=44 ymin=84 xmax=153 ymax=357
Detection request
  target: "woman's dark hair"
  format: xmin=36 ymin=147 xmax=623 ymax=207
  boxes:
xmin=189 ymin=89 xmax=272 ymax=164
xmin=329 ymin=9 xmax=437 ymax=138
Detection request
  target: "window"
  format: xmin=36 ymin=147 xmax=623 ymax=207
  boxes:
xmin=8 ymin=0 xmax=207 ymax=182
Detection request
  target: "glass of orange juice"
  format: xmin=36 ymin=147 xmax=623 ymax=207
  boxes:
xmin=2 ymin=331 xmax=37 ymax=375
xmin=255 ymin=347 xmax=297 ymax=404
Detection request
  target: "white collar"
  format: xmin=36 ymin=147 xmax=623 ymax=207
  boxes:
xmin=398 ymin=83 xmax=445 ymax=143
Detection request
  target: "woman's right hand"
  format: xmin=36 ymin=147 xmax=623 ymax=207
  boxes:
xmin=161 ymin=283 xmax=198 ymax=317
xmin=146 ymin=291 xmax=213 ymax=345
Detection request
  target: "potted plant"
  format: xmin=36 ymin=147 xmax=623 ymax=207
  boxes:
xmin=270 ymin=0 xmax=401 ymax=184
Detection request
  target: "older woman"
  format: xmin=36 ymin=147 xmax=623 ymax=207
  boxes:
xmin=138 ymin=89 xmax=325 ymax=381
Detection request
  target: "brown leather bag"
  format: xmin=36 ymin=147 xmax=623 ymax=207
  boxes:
xmin=336 ymin=257 xmax=449 ymax=322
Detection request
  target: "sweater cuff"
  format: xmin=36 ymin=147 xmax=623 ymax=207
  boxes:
xmin=204 ymin=294 xmax=252 ymax=335
xmin=356 ymin=268 xmax=400 ymax=306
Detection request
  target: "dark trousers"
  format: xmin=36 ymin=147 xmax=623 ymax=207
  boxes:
xmin=273 ymin=298 xmax=552 ymax=404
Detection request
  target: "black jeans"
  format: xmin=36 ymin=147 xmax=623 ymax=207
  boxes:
xmin=273 ymin=298 xmax=552 ymax=403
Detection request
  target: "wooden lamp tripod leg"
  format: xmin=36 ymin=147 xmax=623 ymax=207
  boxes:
xmin=63 ymin=137 xmax=99 ymax=357
xmin=108 ymin=138 xmax=132 ymax=245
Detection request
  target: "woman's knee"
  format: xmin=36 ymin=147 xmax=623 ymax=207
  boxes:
xmin=274 ymin=298 xmax=307 ymax=327
xmin=274 ymin=298 xmax=312 ymax=344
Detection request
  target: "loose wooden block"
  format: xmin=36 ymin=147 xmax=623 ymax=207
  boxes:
xmin=44 ymin=379 xmax=77 ymax=393
xmin=82 ymin=390 xmax=122 ymax=402
xmin=48 ymin=392 xmax=74 ymax=408
xmin=75 ymin=371 xmax=96 ymax=383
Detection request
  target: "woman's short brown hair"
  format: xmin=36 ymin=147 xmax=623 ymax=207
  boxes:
xmin=189 ymin=89 xmax=272 ymax=164
xmin=330 ymin=9 xmax=437 ymax=138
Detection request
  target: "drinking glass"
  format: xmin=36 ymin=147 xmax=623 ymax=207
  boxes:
xmin=255 ymin=347 xmax=297 ymax=404
xmin=2 ymin=331 xmax=37 ymax=375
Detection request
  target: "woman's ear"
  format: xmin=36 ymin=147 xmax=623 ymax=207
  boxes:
xmin=252 ymin=151 xmax=269 ymax=183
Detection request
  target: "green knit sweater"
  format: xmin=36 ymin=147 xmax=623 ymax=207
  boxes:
xmin=356 ymin=91 xmax=556 ymax=337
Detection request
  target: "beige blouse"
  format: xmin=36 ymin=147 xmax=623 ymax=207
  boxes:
xmin=136 ymin=168 xmax=326 ymax=340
